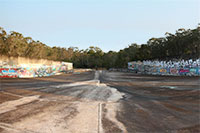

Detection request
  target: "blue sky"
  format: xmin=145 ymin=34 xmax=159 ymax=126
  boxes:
xmin=1 ymin=0 xmax=199 ymax=52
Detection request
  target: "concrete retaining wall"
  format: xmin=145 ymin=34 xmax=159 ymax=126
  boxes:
xmin=0 ymin=55 xmax=73 ymax=78
xmin=128 ymin=59 xmax=200 ymax=76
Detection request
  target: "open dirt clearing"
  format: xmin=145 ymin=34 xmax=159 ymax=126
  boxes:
xmin=0 ymin=71 xmax=126 ymax=133
xmin=0 ymin=70 xmax=199 ymax=132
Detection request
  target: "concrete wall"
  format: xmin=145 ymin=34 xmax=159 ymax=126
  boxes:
xmin=0 ymin=55 xmax=73 ymax=78
xmin=128 ymin=59 xmax=200 ymax=76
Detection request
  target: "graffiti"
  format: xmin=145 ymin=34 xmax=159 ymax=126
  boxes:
xmin=17 ymin=69 xmax=34 ymax=78
xmin=0 ymin=56 xmax=73 ymax=78
xmin=179 ymin=69 xmax=190 ymax=75
xmin=170 ymin=68 xmax=178 ymax=74
xmin=0 ymin=68 xmax=18 ymax=78
xmin=152 ymin=67 xmax=158 ymax=73
xmin=128 ymin=59 xmax=200 ymax=76
xmin=189 ymin=68 xmax=198 ymax=75
xmin=0 ymin=62 xmax=73 ymax=78
xmin=128 ymin=62 xmax=135 ymax=70
xmin=159 ymin=68 xmax=167 ymax=73
xmin=61 ymin=65 xmax=67 ymax=72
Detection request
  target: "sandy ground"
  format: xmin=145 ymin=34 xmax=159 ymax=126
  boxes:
xmin=0 ymin=70 xmax=199 ymax=133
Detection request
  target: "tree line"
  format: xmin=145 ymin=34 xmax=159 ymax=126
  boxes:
xmin=0 ymin=25 xmax=199 ymax=68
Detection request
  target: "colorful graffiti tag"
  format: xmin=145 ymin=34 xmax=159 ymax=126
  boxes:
xmin=17 ymin=68 xmax=35 ymax=78
xmin=170 ymin=68 xmax=178 ymax=74
xmin=159 ymin=68 xmax=167 ymax=73
xmin=189 ymin=68 xmax=198 ymax=75
xmin=179 ymin=69 xmax=190 ymax=75
xmin=0 ymin=68 xmax=18 ymax=78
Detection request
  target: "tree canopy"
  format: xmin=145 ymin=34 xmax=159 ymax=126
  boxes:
xmin=0 ymin=25 xmax=199 ymax=68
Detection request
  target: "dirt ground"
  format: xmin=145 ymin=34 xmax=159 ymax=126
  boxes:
xmin=0 ymin=70 xmax=199 ymax=133
xmin=100 ymin=71 xmax=200 ymax=133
